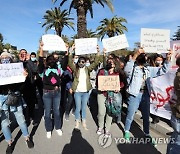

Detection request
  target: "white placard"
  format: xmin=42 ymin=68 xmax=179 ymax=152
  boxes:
xmin=141 ymin=28 xmax=170 ymax=53
xmin=0 ymin=63 xmax=26 ymax=85
xmin=42 ymin=34 xmax=66 ymax=51
xmin=170 ymin=40 xmax=180 ymax=67
xmin=102 ymin=34 xmax=129 ymax=52
xmin=75 ymin=38 xmax=97 ymax=55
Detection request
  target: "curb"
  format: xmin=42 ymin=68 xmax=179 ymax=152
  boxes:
xmin=134 ymin=109 xmax=173 ymax=137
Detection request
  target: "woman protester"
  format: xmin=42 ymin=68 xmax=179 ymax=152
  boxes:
xmin=68 ymin=44 xmax=101 ymax=130
xmin=0 ymin=51 xmax=34 ymax=154
xmin=38 ymin=42 xmax=63 ymax=138
xmin=96 ymin=57 xmax=122 ymax=137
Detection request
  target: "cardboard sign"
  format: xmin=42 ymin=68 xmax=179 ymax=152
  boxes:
xmin=141 ymin=28 xmax=170 ymax=53
xmin=42 ymin=34 xmax=66 ymax=51
xmin=98 ymin=75 xmax=120 ymax=91
xmin=170 ymin=40 xmax=180 ymax=67
xmin=75 ymin=38 xmax=97 ymax=55
xmin=0 ymin=63 xmax=26 ymax=85
xmin=102 ymin=34 xmax=129 ymax=52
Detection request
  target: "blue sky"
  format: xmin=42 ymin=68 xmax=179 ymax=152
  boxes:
xmin=0 ymin=0 xmax=180 ymax=53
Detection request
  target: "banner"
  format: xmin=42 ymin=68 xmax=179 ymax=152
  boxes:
xmin=102 ymin=34 xmax=129 ymax=52
xmin=170 ymin=40 xmax=180 ymax=67
xmin=98 ymin=75 xmax=120 ymax=91
xmin=150 ymin=69 xmax=177 ymax=120
xmin=42 ymin=34 xmax=66 ymax=52
xmin=0 ymin=63 xmax=26 ymax=85
xmin=75 ymin=38 xmax=97 ymax=55
xmin=141 ymin=28 xmax=170 ymax=53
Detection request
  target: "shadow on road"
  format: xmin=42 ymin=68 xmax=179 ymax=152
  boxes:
xmin=62 ymin=129 xmax=94 ymax=154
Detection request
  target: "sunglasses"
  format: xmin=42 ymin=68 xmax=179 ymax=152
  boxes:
xmin=79 ymin=60 xmax=85 ymax=64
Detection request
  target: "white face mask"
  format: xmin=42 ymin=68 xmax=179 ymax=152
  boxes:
xmin=31 ymin=57 xmax=37 ymax=62
xmin=74 ymin=59 xmax=78 ymax=64
xmin=155 ymin=61 xmax=163 ymax=66
xmin=86 ymin=62 xmax=90 ymax=67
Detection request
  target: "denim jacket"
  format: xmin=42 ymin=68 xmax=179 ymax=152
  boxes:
xmin=124 ymin=59 xmax=171 ymax=97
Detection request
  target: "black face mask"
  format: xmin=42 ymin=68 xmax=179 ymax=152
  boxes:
xmin=106 ymin=63 xmax=112 ymax=70
xmin=78 ymin=63 xmax=85 ymax=68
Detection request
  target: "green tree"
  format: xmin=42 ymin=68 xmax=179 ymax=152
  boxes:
xmin=0 ymin=33 xmax=4 ymax=52
xmin=172 ymin=26 xmax=180 ymax=41
xmin=96 ymin=16 xmax=128 ymax=40
xmin=52 ymin=0 xmax=114 ymax=38
xmin=86 ymin=29 xmax=97 ymax=38
xmin=42 ymin=7 xmax=74 ymax=36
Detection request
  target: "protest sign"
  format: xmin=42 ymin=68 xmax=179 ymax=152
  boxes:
xmin=42 ymin=34 xmax=66 ymax=52
xmin=0 ymin=63 xmax=26 ymax=85
xmin=75 ymin=38 xmax=97 ymax=55
xmin=102 ymin=34 xmax=129 ymax=52
xmin=150 ymin=69 xmax=177 ymax=120
xmin=141 ymin=28 xmax=170 ymax=53
xmin=170 ymin=40 xmax=180 ymax=67
xmin=98 ymin=75 xmax=120 ymax=91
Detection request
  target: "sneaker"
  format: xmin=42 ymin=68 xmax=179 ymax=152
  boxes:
xmin=26 ymin=139 xmax=34 ymax=149
xmin=104 ymin=131 xmax=111 ymax=138
xmin=56 ymin=129 xmax=63 ymax=136
xmin=6 ymin=144 xmax=13 ymax=154
xmin=65 ymin=114 xmax=69 ymax=121
xmin=145 ymin=134 xmax=157 ymax=146
xmin=124 ymin=131 xmax=130 ymax=142
xmin=75 ymin=120 xmax=80 ymax=130
xmin=71 ymin=112 xmax=75 ymax=116
xmin=46 ymin=132 xmax=52 ymax=139
xmin=96 ymin=128 xmax=103 ymax=135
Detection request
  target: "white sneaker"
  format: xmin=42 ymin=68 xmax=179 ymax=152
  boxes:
xmin=46 ymin=132 xmax=51 ymax=139
xmin=56 ymin=129 xmax=62 ymax=136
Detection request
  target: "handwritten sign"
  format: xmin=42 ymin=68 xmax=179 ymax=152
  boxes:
xmin=150 ymin=69 xmax=177 ymax=120
xmin=42 ymin=34 xmax=66 ymax=52
xmin=141 ymin=28 xmax=170 ymax=53
xmin=102 ymin=34 xmax=129 ymax=52
xmin=170 ymin=40 xmax=180 ymax=67
xmin=0 ymin=63 xmax=26 ymax=85
xmin=75 ymin=38 xmax=97 ymax=55
xmin=98 ymin=75 xmax=120 ymax=91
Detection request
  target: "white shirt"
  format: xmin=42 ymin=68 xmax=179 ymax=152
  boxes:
xmin=76 ymin=67 xmax=87 ymax=92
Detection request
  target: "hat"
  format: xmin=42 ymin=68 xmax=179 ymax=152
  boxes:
xmin=0 ymin=51 xmax=12 ymax=59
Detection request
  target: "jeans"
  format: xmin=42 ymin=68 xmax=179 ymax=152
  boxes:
xmin=74 ymin=92 xmax=89 ymax=120
xmin=125 ymin=91 xmax=150 ymax=134
xmin=97 ymin=93 xmax=122 ymax=132
xmin=43 ymin=89 xmax=61 ymax=132
xmin=65 ymin=90 xmax=75 ymax=116
xmin=166 ymin=115 xmax=180 ymax=154
xmin=1 ymin=105 xmax=29 ymax=143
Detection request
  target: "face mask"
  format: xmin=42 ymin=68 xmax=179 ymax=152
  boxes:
xmin=86 ymin=62 xmax=90 ymax=67
xmin=1 ymin=58 xmax=10 ymax=64
xmin=155 ymin=61 xmax=162 ymax=66
xmin=106 ymin=63 xmax=112 ymax=70
xmin=74 ymin=59 xmax=78 ymax=64
xmin=31 ymin=57 xmax=36 ymax=62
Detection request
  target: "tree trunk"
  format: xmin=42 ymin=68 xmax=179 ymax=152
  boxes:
xmin=77 ymin=5 xmax=87 ymax=38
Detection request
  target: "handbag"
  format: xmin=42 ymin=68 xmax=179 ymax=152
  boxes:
xmin=5 ymin=91 xmax=20 ymax=106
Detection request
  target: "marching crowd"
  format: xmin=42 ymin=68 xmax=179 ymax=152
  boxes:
xmin=0 ymin=41 xmax=180 ymax=154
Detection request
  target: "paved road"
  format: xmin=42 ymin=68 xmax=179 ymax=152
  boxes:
xmin=0 ymin=96 xmax=169 ymax=154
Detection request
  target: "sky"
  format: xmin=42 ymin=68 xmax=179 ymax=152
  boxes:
xmin=0 ymin=0 xmax=180 ymax=53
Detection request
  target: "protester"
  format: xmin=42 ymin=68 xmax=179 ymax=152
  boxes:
xmin=124 ymin=48 xmax=172 ymax=143
xmin=96 ymin=57 xmax=122 ymax=137
xmin=166 ymin=55 xmax=180 ymax=154
xmin=38 ymin=42 xmax=63 ymax=138
xmin=68 ymin=44 xmax=101 ymax=130
xmin=0 ymin=51 xmax=34 ymax=154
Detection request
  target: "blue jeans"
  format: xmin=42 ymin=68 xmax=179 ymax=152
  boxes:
xmin=166 ymin=115 xmax=180 ymax=154
xmin=1 ymin=106 xmax=29 ymax=143
xmin=125 ymin=91 xmax=150 ymax=134
xmin=43 ymin=89 xmax=61 ymax=132
xmin=74 ymin=92 xmax=89 ymax=120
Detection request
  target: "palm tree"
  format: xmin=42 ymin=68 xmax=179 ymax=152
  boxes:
xmin=86 ymin=29 xmax=98 ymax=38
xmin=42 ymin=7 xmax=74 ymax=36
xmin=96 ymin=16 xmax=128 ymax=40
xmin=52 ymin=0 xmax=114 ymax=38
